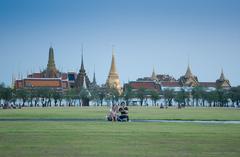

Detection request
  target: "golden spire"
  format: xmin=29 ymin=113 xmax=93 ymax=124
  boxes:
xmin=109 ymin=47 xmax=117 ymax=74
xmin=151 ymin=67 xmax=158 ymax=81
xmin=106 ymin=47 xmax=121 ymax=93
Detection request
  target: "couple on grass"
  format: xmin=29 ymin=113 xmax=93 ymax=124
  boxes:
xmin=107 ymin=102 xmax=129 ymax=122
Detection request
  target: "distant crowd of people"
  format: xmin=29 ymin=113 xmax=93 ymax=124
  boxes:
xmin=107 ymin=102 xmax=129 ymax=122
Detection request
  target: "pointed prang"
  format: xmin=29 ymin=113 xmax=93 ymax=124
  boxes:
xmin=80 ymin=52 xmax=85 ymax=72
xmin=47 ymin=46 xmax=56 ymax=69
xmin=109 ymin=47 xmax=117 ymax=74
xmin=151 ymin=67 xmax=158 ymax=81
xmin=93 ymin=69 xmax=97 ymax=85
xmin=220 ymin=68 xmax=226 ymax=81
xmin=185 ymin=64 xmax=193 ymax=77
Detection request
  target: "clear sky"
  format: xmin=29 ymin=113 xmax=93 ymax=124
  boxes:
xmin=0 ymin=0 xmax=240 ymax=86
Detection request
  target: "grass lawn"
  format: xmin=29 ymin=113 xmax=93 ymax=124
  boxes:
xmin=0 ymin=107 xmax=240 ymax=120
xmin=0 ymin=122 xmax=240 ymax=157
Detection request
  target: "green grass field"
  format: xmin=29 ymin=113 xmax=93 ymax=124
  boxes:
xmin=0 ymin=107 xmax=240 ymax=120
xmin=0 ymin=107 xmax=240 ymax=157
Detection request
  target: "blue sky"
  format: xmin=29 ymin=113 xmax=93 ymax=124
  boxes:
xmin=0 ymin=0 xmax=240 ymax=86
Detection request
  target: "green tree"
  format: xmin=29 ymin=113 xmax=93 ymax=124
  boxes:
xmin=89 ymin=86 xmax=100 ymax=106
xmin=1 ymin=86 xmax=13 ymax=108
xmin=150 ymin=90 xmax=160 ymax=106
xmin=16 ymin=89 xmax=28 ymax=107
xmin=123 ymin=84 xmax=133 ymax=106
xmin=65 ymin=89 xmax=76 ymax=107
xmin=228 ymin=86 xmax=240 ymax=107
xmin=216 ymin=89 xmax=228 ymax=107
xmin=107 ymin=87 xmax=120 ymax=105
xmin=205 ymin=91 xmax=215 ymax=107
xmin=136 ymin=87 xmax=147 ymax=106
xmin=0 ymin=83 xmax=5 ymax=105
xmin=52 ymin=90 xmax=63 ymax=107
xmin=80 ymin=87 xmax=91 ymax=106
xmin=162 ymin=89 xmax=174 ymax=107
xmin=192 ymin=87 xmax=204 ymax=107
xmin=97 ymin=86 xmax=107 ymax=106
xmin=174 ymin=89 xmax=187 ymax=108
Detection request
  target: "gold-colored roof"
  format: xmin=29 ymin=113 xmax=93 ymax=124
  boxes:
xmin=106 ymin=48 xmax=121 ymax=93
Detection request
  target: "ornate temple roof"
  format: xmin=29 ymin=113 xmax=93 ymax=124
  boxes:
xmin=178 ymin=64 xmax=199 ymax=87
xmin=75 ymin=52 xmax=91 ymax=89
xmin=216 ymin=69 xmax=231 ymax=88
xmin=219 ymin=68 xmax=226 ymax=81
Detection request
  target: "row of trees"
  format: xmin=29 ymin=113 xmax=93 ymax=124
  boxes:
xmin=121 ymin=85 xmax=240 ymax=108
xmin=0 ymin=83 xmax=121 ymax=108
xmin=1 ymin=82 xmax=240 ymax=108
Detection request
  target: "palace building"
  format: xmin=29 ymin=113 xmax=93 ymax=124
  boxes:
xmin=125 ymin=65 xmax=231 ymax=93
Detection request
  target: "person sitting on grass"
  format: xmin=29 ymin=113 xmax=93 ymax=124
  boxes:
xmin=118 ymin=102 xmax=129 ymax=122
xmin=107 ymin=104 xmax=118 ymax=121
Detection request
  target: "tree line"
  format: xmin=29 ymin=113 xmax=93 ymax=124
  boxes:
xmin=1 ymin=82 xmax=240 ymax=108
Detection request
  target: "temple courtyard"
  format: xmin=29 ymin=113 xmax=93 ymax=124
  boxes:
xmin=0 ymin=107 xmax=240 ymax=157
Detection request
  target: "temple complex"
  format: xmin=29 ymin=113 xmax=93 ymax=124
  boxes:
xmin=14 ymin=45 xmax=231 ymax=96
xmin=15 ymin=47 xmax=77 ymax=90
xmin=106 ymin=48 xmax=122 ymax=93
xmin=15 ymin=46 xmax=99 ymax=92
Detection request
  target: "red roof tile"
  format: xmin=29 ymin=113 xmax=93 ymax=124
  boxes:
xmin=199 ymin=82 xmax=216 ymax=88
xmin=161 ymin=81 xmax=181 ymax=87
xmin=129 ymin=81 xmax=160 ymax=91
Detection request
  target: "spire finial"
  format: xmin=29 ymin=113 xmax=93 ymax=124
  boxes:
xmin=220 ymin=68 xmax=226 ymax=80
xmin=112 ymin=45 xmax=115 ymax=56
xmin=109 ymin=47 xmax=117 ymax=74
xmin=93 ymin=66 xmax=97 ymax=85
xmin=80 ymin=44 xmax=85 ymax=72
xmin=151 ymin=66 xmax=157 ymax=81
xmin=185 ymin=62 xmax=193 ymax=77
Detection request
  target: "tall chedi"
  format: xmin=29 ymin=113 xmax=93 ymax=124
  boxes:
xmin=43 ymin=46 xmax=60 ymax=78
xmin=106 ymin=47 xmax=122 ymax=93
xmin=151 ymin=67 xmax=158 ymax=81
